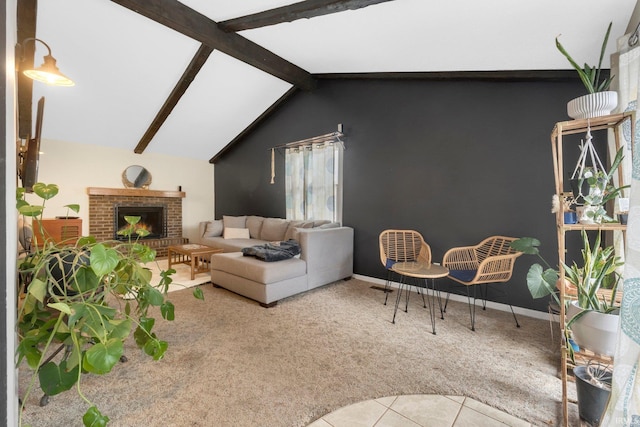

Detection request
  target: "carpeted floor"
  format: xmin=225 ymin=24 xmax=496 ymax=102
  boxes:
xmin=18 ymin=278 xmax=577 ymax=426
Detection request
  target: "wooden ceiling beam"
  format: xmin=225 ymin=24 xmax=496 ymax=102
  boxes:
xmin=220 ymin=0 xmax=396 ymax=32
xmin=134 ymin=44 xmax=214 ymax=154
xmin=16 ymin=0 xmax=38 ymax=140
xmin=111 ymin=0 xmax=316 ymax=91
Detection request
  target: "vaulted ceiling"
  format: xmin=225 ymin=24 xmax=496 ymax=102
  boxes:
xmin=17 ymin=0 xmax=638 ymax=162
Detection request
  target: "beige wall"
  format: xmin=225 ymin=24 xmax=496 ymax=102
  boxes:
xmin=25 ymin=138 xmax=214 ymax=244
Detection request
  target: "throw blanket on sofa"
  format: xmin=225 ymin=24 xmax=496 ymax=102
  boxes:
xmin=242 ymin=240 xmax=301 ymax=262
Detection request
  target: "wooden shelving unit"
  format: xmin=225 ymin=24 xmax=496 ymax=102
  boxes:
xmin=550 ymin=112 xmax=634 ymax=426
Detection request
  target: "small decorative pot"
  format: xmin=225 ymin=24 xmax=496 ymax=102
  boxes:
xmin=567 ymin=91 xmax=618 ymax=119
xmin=619 ymin=213 xmax=628 ymax=225
xmin=564 ymin=211 xmax=578 ymax=224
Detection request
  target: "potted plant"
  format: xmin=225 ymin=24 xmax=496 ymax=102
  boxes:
xmin=556 ymin=21 xmax=618 ymax=119
xmin=511 ymin=232 xmax=620 ymax=427
xmin=552 ymin=192 xmax=577 ymax=224
xmin=569 ymin=130 xmax=628 ymax=224
xmin=562 ymin=230 xmax=622 ymax=356
xmin=16 ymin=183 xmax=204 ymax=426
xmin=511 ymin=230 xmax=622 ymax=356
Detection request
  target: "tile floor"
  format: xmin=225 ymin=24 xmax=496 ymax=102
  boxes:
xmin=307 ymin=394 xmax=532 ymax=427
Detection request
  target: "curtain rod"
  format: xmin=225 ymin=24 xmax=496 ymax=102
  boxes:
xmin=270 ymin=131 xmax=344 ymax=150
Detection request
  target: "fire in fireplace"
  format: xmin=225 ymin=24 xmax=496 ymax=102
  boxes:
xmin=114 ymin=205 xmax=167 ymax=240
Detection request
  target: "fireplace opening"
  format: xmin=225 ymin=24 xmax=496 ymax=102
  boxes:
xmin=114 ymin=205 xmax=167 ymax=240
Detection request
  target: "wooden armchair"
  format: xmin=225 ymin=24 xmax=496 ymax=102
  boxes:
xmin=379 ymin=230 xmax=431 ymax=305
xmin=442 ymin=236 xmax=522 ymax=331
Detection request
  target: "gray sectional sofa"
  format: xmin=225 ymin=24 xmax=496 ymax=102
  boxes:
xmin=198 ymin=215 xmax=354 ymax=307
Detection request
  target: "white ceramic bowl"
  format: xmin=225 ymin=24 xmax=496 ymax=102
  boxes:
xmin=567 ymin=91 xmax=618 ymax=119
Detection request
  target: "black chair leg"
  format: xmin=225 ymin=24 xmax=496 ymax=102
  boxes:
xmin=465 ymin=285 xmax=477 ymax=332
xmin=480 ymin=284 xmax=488 ymax=310
xmin=383 ymin=270 xmax=393 ymax=305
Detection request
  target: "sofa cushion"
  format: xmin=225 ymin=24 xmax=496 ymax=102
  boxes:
xmin=202 ymin=236 xmax=269 ymax=253
xmin=246 ymin=216 xmax=265 ymax=239
xmin=260 ymin=218 xmax=290 ymax=241
xmin=211 ymin=252 xmax=306 ymax=284
xmin=223 ymin=215 xmax=247 ymax=229
xmin=317 ymin=222 xmax=340 ymax=229
xmin=203 ymin=220 xmax=223 ymax=237
xmin=223 ymin=227 xmax=250 ymax=239
xmin=284 ymin=220 xmax=314 ymax=241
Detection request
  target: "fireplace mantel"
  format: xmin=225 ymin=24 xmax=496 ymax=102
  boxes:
xmin=87 ymin=187 xmax=185 ymax=198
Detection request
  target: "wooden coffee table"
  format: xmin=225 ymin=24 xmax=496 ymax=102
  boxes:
xmin=167 ymin=244 xmax=223 ymax=280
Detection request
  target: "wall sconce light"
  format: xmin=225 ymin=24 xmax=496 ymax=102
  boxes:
xmin=18 ymin=38 xmax=75 ymax=87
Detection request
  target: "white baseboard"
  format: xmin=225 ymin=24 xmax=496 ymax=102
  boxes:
xmin=352 ymin=274 xmax=554 ymax=322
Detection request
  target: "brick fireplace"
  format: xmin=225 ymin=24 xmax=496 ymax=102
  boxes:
xmin=87 ymin=187 xmax=187 ymax=257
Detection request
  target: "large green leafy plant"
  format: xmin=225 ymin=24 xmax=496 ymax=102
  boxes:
xmin=16 ymin=183 xmax=203 ymax=426
xmin=511 ymin=231 xmax=622 ymax=360
xmin=511 ymin=231 xmax=621 ymax=313
xmin=556 ymin=21 xmax=614 ymax=94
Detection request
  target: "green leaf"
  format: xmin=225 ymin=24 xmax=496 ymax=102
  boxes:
xmin=161 ymin=301 xmax=175 ymax=321
xmin=38 ymin=360 xmax=79 ymax=396
xmin=18 ymin=204 xmax=44 ymax=217
xmin=138 ymin=317 xmax=155 ymax=334
xmin=526 ymin=264 xmax=558 ymax=300
xmin=83 ymin=339 xmax=124 ymax=374
xmin=64 ymin=204 xmax=80 ymax=214
xmin=78 ymin=236 xmax=97 ymax=246
xmin=68 ymin=303 xmax=88 ymax=328
xmin=135 ymin=228 xmax=151 ymax=238
xmin=90 ymin=244 xmax=120 ymax=277
xmin=134 ymin=325 xmax=150 ymax=348
xmin=143 ymin=339 xmax=168 ymax=361
xmin=83 ymin=406 xmax=110 ymax=427
xmin=125 ymin=216 xmax=141 ymax=225
xmin=47 ymin=302 xmax=72 ymax=315
xmin=510 ymin=237 xmax=540 ymax=256
xmin=193 ymin=287 xmax=204 ymax=300
xmin=108 ymin=319 xmax=132 ymax=340
xmin=16 ymin=198 xmax=29 ymax=210
xmin=72 ymin=266 xmax=101 ymax=293
xmin=144 ymin=287 xmax=165 ymax=307
xmin=33 ymin=183 xmax=59 ymax=200
xmin=27 ymin=278 xmax=47 ymax=303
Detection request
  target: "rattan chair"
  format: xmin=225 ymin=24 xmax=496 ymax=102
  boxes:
xmin=379 ymin=229 xmax=431 ymax=305
xmin=441 ymin=236 xmax=522 ymax=331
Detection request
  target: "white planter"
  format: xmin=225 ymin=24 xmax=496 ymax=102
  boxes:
xmin=567 ymin=91 xmax=618 ymax=119
xmin=567 ymin=301 xmax=619 ymax=356
xmin=576 ymin=205 xmax=600 ymax=224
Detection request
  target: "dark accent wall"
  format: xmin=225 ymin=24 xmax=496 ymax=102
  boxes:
xmin=214 ymin=77 xmax=589 ymax=312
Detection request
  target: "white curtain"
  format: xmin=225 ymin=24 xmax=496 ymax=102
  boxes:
xmin=602 ymin=32 xmax=640 ymax=427
xmin=285 ymin=143 xmax=342 ymax=222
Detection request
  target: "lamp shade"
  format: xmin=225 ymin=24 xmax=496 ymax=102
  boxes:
xmin=20 ymin=38 xmax=74 ymax=87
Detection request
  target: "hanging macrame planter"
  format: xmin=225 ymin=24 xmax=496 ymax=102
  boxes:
xmin=569 ymin=126 xmax=608 ymax=223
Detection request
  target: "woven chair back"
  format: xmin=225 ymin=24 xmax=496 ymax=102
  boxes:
xmin=379 ymin=230 xmax=431 ymax=267
xmin=476 ymin=236 xmax=519 ymax=263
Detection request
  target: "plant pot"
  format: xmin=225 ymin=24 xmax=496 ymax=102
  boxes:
xmin=619 ymin=213 xmax=628 ymax=225
xmin=574 ymin=365 xmax=612 ymax=426
xmin=567 ymin=91 xmax=618 ymax=119
xmin=563 ymin=211 xmax=578 ymax=224
xmin=567 ymin=301 xmax=619 ymax=356
xmin=576 ymin=204 xmax=608 ymax=224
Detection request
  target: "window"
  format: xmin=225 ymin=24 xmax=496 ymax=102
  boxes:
xmin=285 ymin=142 xmax=343 ymax=223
